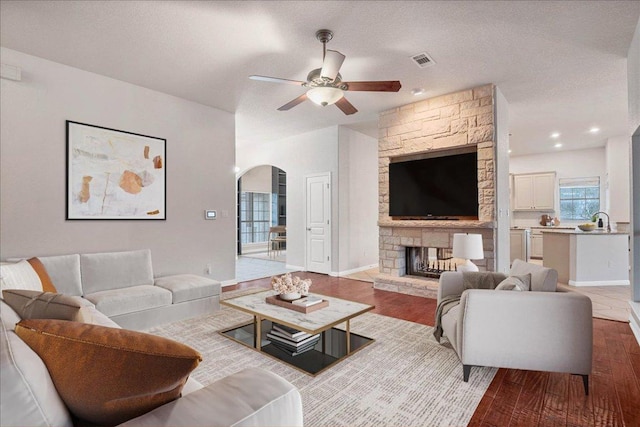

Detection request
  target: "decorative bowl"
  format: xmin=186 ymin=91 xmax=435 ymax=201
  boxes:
xmin=279 ymin=292 xmax=301 ymax=301
xmin=577 ymin=223 xmax=596 ymax=232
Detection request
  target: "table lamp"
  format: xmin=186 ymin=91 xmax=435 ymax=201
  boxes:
xmin=452 ymin=233 xmax=484 ymax=272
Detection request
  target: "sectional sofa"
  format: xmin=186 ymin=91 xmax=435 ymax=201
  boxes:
xmin=33 ymin=249 xmax=220 ymax=330
xmin=0 ymin=249 xmax=304 ymax=426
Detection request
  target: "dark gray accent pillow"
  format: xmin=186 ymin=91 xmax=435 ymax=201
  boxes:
xmin=2 ymin=289 xmax=92 ymax=320
xmin=462 ymin=272 xmax=508 ymax=290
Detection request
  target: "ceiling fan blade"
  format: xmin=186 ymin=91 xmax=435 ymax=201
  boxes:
xmin=277 ymin=93 xmax=308 ymax=111
xmin=335 ymin=97 xmax=358 ymax=115
xmin=320 ymin=50 xmax=345 ymax=81
xmin=249 ymin=75 xmax=305 ymax=86
xmin=344 ymin=81 xmax=402 ymax=92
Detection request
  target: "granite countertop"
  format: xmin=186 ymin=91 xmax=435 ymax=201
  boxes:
xmin=540 ymin=228 xmax=629 ymax=235
xmin=529 ymin=226 xmax=575 ymax=229
xmin=510 ymin=226 xmax=575 ymax=230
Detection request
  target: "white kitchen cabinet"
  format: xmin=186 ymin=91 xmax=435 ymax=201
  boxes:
xmin=530 ymin=230 xmax=544 ymax=258
xmin=513 ymin=172 xmax=556 ymax=211
xmin=510 ymin=228 xmax=530 ymax=263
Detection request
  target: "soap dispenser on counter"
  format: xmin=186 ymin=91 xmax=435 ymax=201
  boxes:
xmin=598 ymin=217 xmax=604 ymax=228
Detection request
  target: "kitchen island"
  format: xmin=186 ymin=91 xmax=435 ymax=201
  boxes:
xmin=542 ymin=229 xmax=629 ymax=286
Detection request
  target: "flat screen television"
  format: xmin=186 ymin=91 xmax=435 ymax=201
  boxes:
xmin=389 ymin=151 xmax=478 ymax=219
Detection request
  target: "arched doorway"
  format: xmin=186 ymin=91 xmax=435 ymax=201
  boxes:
xmin=235 ymin=165 xmax=291 ymax=281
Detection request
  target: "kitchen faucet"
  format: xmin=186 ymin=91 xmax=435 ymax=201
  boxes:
xmin=592 ymin=211 xmax=611 ymax=232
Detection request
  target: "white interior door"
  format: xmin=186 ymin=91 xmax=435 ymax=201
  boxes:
xmin=305 ymin=173 xmax=331 ymax=274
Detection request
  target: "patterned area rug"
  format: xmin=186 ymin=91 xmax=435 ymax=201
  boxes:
xmin=147 ymin=291 xmax=496 ymax=427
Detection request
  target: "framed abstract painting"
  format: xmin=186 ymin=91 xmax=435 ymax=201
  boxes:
xmin=66 ymin=121 xmax=166 ymax=220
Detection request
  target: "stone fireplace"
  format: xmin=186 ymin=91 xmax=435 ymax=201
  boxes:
xmin=374 ymin=84 xmax=499 ymax=298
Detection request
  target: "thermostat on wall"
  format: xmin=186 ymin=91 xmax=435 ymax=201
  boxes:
xmin=204 ymin=210 xmax=217 ymax=220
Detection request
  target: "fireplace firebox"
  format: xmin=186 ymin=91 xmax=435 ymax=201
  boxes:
xmin=405 ymin=247 xmax=457 ymax=278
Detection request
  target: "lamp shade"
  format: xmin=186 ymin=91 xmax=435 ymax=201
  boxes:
xmin=307 ymin=87 xmax=344 ymax=106
xmin=452 ymin=233 xmax=484 ymax=260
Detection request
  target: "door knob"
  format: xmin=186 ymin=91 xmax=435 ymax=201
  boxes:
xmin=306 ymin=228 xmax=311 ymax=231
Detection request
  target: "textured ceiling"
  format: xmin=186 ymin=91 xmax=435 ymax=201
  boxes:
xmin=1 ymin=1 xmax=639 ymax=155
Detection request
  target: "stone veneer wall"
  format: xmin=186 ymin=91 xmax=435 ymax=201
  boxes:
xmin=375 ymin=84 xmax=497 ymax=298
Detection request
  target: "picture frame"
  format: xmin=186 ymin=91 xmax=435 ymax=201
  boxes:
xmin=66 ymin=121 xmax=166 ymax=220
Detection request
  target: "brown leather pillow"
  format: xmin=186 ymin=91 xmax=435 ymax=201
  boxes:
xmin=2 ymin=289 xmax=91 ymax=320
xmin=26 ymin=257 xmax=57 ymax=292
xmin=15 ymin=319 xmax=202 ymax=426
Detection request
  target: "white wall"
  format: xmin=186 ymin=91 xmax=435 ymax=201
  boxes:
xmin=240 ymin=165 xmax=272 ymax=194
xmin=495 ymin=87 xmax=511 ymax=273
xmin=629 ymin=17 xmax=640 ymax=306
xmin=337 ymin=127 xmax=379 ymax=274
xmin=606 ymin=136 xmax=631 ymax=223
xmin=0 ymin=48 xmax=236 ymax=281
xmin=630 ymin=18 xmax=640 ymax=135
xmin=236 ymin=127 xmax=339 ymax=270
xmin=510 ymin=147 xmax=606 ymax=226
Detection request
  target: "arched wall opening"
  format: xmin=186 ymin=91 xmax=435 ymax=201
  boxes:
xmin=236 ymin=165 xmax=287 ymax=256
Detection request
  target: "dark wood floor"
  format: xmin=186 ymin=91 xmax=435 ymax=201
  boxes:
xmin=227 ymin=272 xmax=640 ymax=427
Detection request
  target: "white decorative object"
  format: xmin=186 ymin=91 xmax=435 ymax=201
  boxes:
xmin=279 ymin=292 xmax=302 ymax=301
xmin=452 ymin=233 xmax=484 ymax=272
xmin=271 ymin=273 xmax=312 ymax=297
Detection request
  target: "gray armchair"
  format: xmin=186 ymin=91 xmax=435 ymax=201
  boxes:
xmin=437 ymin=259 xmax=593 ymax=394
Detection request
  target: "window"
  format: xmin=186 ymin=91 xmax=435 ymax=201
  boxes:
xmin=239 ymin=192 xmax=271 ymax=244
xmin=559 ymin=177 xmax=600 ymax=221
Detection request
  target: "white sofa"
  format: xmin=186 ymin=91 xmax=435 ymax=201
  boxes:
xmin=35 ymin=249 xmax=220 ymax=330
xmin=437 ymin=259 xmax=593 ymax=394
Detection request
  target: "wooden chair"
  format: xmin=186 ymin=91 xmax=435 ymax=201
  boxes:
xmin=268 ymin=226 xmax=286 ymax=257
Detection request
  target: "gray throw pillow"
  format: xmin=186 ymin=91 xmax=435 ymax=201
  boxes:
xmin=2 ymin=289 xmax=93 ymax=321
xmin=462 ymin=272 xmax=507 ymax=290
xmin=495 ymin=273 xmax=532 ymax=291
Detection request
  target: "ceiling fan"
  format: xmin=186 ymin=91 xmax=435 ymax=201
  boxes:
xmin=249 ymin=29 xmax=401 ymax=115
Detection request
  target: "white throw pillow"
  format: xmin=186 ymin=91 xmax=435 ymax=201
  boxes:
xmin=495 ymin=273 xmax=531 ymax=291
xmin=0 ymin=260 xmax=43 ymax=294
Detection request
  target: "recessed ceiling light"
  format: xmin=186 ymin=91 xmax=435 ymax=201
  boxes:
xmin=554 ymin=143 xmax=563 ymax=148
xmin=411 ymin=88 xmax=425 ymax=96
xmin=589 ymin=127 xmax=600 ymax=133
xmin=551 ymin=132 xmax=560 ymax=138
xmin=508 ymin=149 xmax=512 ymax=154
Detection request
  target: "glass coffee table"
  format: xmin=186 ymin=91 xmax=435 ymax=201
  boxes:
xmin=220 ymin=290 xmax=375 ymax=375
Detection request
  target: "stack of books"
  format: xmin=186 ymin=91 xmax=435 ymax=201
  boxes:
xmin=267 ymin=323 xmax=320 ymax=356
xmin=291 ymin=295 xmax=323 ymax=307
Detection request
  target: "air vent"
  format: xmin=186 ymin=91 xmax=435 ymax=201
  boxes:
xmin=410 ymin=52 xmax=436 ymax=69
xmin=0 ymin=63 xmax=21 ymax=81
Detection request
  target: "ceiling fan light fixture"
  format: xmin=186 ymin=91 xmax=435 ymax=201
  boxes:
xmin=307 ymin=86 xmax=344 ymax=106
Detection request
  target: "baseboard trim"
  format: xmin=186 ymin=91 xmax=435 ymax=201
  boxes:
xmin=285 ymin=264 xmax=305 ymax=271
xmin=221 ymin=279 xmax=238 ymax=287
xmin=337 ymin=263 xmax=379 ymax=277
xmin=567 ymin=279 xmax=630 ymax=287
xmin=630 ymin=301 xmax=640 ymax=345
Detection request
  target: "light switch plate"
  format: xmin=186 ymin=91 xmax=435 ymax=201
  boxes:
xmin=204 ymin=210 xmax=217 ymax=220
